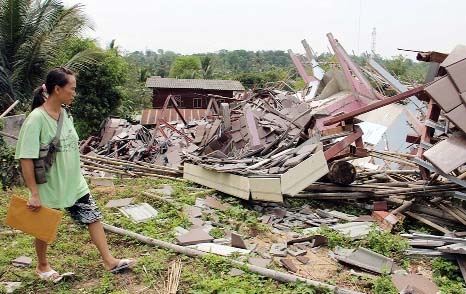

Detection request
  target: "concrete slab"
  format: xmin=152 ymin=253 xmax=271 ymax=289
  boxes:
xmin=176 ymin=229 xmax=213 ymax=246
xmin=249 ymin=177 xmax=283 ymax=202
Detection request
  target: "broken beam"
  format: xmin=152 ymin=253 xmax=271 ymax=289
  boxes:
xmin=323 ymin=86 xmax=425 ymax=126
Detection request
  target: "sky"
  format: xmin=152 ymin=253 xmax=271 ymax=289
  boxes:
xmin=61 ymin=0 xmax=466 ymax=59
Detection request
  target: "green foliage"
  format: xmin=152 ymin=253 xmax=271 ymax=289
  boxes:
xmin=169 ymin=56 xmax=202 ymax=78
xmin=432 ymin=258 xmax=465 ymax=293
xmin=316 ymin=227 xmax=352 ymax=249
xmin=71 ymin=47 xmax=129 ymax=137
xmin=0 ymin=119 xmax=20 ymax=190
xmin=0 ymin=0 xmax=90 ymax=113
xmin=372 ymin=275 xmax=398 ymax=294
xmin=375 ymin=54 xmax=429 ymax=84
xmin=358 ymin=228 xmax=410 ymax=260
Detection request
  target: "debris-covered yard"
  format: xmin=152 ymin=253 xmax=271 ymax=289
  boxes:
xmin=0 ymin=177 xmax=458 ymax=294
xmin=2 ymin=35 xmax=466 ymax=293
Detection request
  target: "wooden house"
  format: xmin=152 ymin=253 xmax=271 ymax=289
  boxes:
xmin=145 ymin=77 xmax=245 ymax=109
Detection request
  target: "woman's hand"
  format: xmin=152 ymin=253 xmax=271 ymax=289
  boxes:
xmin=27 ymin=193 xmax=41 ymax=211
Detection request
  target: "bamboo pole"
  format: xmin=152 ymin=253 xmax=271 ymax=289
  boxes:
xmin=102 ymin=223 xmax=363 ymax=294
xmin=82 ymin=154 xmax=181 ymax=175
xmin=0 ymin=100 xmax=19 ymax=118
xmin=0 ymin=130 xmax=18 ymax=140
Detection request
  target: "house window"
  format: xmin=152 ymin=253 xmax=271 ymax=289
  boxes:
xmin=193 ymin=98 xmax=203 ymax=108
xmin=173 ymin=95 xmax=183 ymax=108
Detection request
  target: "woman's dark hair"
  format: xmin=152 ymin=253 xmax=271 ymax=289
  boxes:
xmin=31 ymin=67 xmax=75 ymax=110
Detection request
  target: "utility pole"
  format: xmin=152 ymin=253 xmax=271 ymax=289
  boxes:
xmin=371 ymin=27 xmax=376 ymax=56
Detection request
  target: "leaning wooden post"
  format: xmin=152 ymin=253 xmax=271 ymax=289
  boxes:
xmin=102 ymin=223 xmax=363 ymax=294
xmin=0 ymin=100 xmax=19 ymax=118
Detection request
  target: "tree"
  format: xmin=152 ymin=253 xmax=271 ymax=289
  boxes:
xmin=169 ymin=56 xmax=201 ymax=79
xmin=200 ymin=55 xmax=213 ymax=79
xmin=0 ymin=0 xmax=90 ymax=113
xmin=73 ymin=49 xmax=129 ymax=137
xmin=54 ymin=38 xmax=129 ymax=137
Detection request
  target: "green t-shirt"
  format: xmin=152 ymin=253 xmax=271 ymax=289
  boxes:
xmin=15 ymin=107 xmax=90 ymax=208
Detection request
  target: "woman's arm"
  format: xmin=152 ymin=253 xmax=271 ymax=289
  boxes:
xmin=20 ymin=159 xmax=41 ymax=210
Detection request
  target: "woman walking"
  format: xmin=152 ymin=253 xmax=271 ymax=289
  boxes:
xmin=15 ymin=67 xmax=134 ymax=282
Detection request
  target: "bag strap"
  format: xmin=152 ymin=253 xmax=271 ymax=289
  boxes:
xmin=50 ymin=108 xmax=65 ymax=148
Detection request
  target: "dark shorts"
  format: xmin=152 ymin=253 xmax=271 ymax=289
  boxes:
xmin=65 ymin=193 xmax=103 ymax=225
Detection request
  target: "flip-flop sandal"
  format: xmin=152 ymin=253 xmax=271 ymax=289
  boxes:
xmin=37 ymin=270 xmax=75 ymax=283
xmin=109 ymin=258 xmax=136 ymax=273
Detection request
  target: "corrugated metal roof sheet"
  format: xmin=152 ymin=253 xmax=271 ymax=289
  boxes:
xmin=145 ymin=77 xmax=245 ymax=91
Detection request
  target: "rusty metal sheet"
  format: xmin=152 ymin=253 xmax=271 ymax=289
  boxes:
xmin=425 ymin=76 xmax=462 ymax=112
xmin=424 ymin=132 xmax=466 ymax=173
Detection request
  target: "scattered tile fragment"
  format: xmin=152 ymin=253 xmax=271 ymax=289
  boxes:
xmin=287 ymin=247 xmax=307 ymax=257
xmin=296 ymin=256 xmax=310 ymax=264
xmin=287 ymin=236 xmax=314 ymax=245
xmin=280 ymin=258 xmax=298 ymax=273
xmin=353 ymin=215 xmax=375 ymax=222
xmin=248 ymin=257 xmax=271 ymax=268
xmin=105 ymin=197 xmax=134 ymax=208
xmin=183 ymin=206 xmax=203 ymax=218
xmin=204 ymin=196 xmax=231 ymax=211
xmin=231 ymin=232 xmax=248 ymax=249
xmin=176 ymin=228 xmax=214 ymax=246
xmin=391 ymin=273 xmax=438 ymax=294
xmin=310 ymin=235 xmax=328 ymax=248
xmin=11 ymin=256 xmax=31 ymax=267
xmin=0 ymin=282 xmax=21 ymax=293
xmin=229 ymin=268 xmax=245 ymax=276
xmin=188 ymin=243 xmax=250 ymax=256
xmin=119 ymin=203 xmax=158 ymax=223
xmin=90 ymin=178 xmax=114 ymax=187
xmin=270 ymin=243 xmax=287 ymax=257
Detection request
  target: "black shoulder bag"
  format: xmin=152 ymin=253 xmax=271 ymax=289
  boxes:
xmin=33 ymin=108 xmax=65 ymax=184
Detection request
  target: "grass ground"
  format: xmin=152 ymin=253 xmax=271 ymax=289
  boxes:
xmin=0 ymin=177 xmax=464 ymax=293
